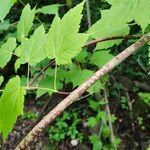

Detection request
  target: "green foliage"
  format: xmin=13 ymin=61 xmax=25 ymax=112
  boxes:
xmin=138 ymin=92 xmax=150 ymax=105
xmin=87 ymin=98 xmax=119 ymax=149
xmin=0 ymin=0 xmax=150 ymax=142
xmin=0 ymin=38 xmax=16 ymax=68
xmin=17 ymin=4 xmax=35 ymax=42
xmin=45 ymin=1 xmax=88 ymax=65
xmin=15 ymin=25 xmax=46 ymax=68
xmin=90 ymin=50 xmax=114 ymax=67
xmin=89 ymin=134 xmax=102 ymax=150
xmin=22 ymin=110 xmax=38 ymax=121
xmin=0 ymin=0 xmax=16 ymax=22
xmin=48 ymin=111 xmax=83 ymax=143
xmin=106 ymin=0 xmax=150 ymax=32
xmin=0 ymin=76 xmax=26 ymax=139
xmin=120 ymin=96 xmax=128 ymax=110
xmin=0 ymin=76 xmax=4 ymax=85
xmin=0 ymin=20 xmax=10 ymax=32
xmin=36 ymin=4 xmax=63 ymax=15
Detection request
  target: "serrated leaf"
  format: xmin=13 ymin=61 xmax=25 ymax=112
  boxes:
xmin=17 ymin=4 xmax=35 ymax=41
xmin=36 ymin=4 xmax=63 ymax=15
xmin=0 ymin=76 xmax=26 ymax=139
xmin=15 ymin=25 xmax=47 ymax=67
xmin=90 ymin=50 xmax=114 ymax=67
xmin=0 ymin=0 xmax=16 ymax=22
xmin=45 ymin=1 xmax=88 ymax=65
xmin=0 ymin=76 xmax=4 ymax=85
xmin=105 ymin=0 xmax=150 ymax=32
xmin=0 ymin=38 xmax=16 ymax=68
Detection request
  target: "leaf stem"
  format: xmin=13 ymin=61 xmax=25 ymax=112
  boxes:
xmin=54 ymin=63 xmax=57 ymax=91
xmin=27 ymin=63 xmax=30 ymax=87
xmin=25 ymin=86 xmax=70 ymax=95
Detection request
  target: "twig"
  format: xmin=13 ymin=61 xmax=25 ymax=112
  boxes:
xmin=125 ymin=89 xmax=133 ymax=122
xmin=85 ymin=0 xmax=91 ymax=28
xmin=29 ymin=60 xmax=54 ymax=86
xmin=25 ymin=86 xmax=70 ymax=95
xmin=104 ymin=87 xmax=117 ymax=150
xmin=15 ymin=33 xmax=150 ymax=149
xmin=54 ymin=63 xmax=57 ymax=91
xmin=85 ymin=35 xmax=141 ymax=47
xmin=27 ymin=63 xmax=30 ymax=87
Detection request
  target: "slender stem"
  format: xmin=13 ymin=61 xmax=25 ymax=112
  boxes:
xmin=15 ymin=33 xmax=150 ymax=150
xmin=25 ymin=86 xmax=70 ymax=95
xmin=85 ymin=0 xmax=91 ymax=28
xmin=85 ymin=35 xmax=141 ymax=47
xmin=54 ymin=63 xmax=57 ymax=91
xmin=27 ymin=63 xmax=30 ymax=87
xmin=104 ymin=87 xmax=117 ymax=150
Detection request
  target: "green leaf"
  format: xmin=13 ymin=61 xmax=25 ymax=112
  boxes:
xmin=15 ymin=25 xmax=47 ymax=67
xmin=90 ymin=50 xmax=114 ymax=67
xmin=0 ymin=76 xmax=4 ymax=85
xmin=87 ymin=117 xmax=98 ymax=127
xmin=45 ymin=1 xmax=88 ymax=65
xmin=75 ymin=49 xmax=89 ymax=63
xmin=0 ymin=76 xmax=26 ymax=139
xmin=17 ymin=4 xmax=35 ymax=41
xmin=0 ymin=38 xmax=16 ymax=68
xmin=139 ymin=92 xmax=150 ymax=105
xmin=0 ymin=0 xmax=16 ymax=22
xmin=36 ymin=4 xmax=63 ymax=15
xmin=105 ymin=0 xmax=150 ymax=32
xmin=0 ymin=20 xmax=10 ymax=31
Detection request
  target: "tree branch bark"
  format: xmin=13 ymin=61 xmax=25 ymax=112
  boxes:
xmin=15 ymin=33 xmax=150 ymax=150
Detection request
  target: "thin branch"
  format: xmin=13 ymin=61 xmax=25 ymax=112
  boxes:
xmin=85 ymin=0 xmax=92 ymax=28
xmin=104 ymin=87 xmax=117 ymax=150
xmin=84 ymin=35 xmax=141 ymax=47
xmin=29 ymin=60 xmax=54 ymax=86
xmin=27 ymin=63 xmax=30 ymax=87
xmin=25 ymin=86 xmax=70 ymax=95
xmin=15 ymin=33 xmax=150 ymax=149
xmin=54 ymin=63 xmax=57 ymax=91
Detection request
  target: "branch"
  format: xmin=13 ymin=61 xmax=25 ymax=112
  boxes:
xmin=85 ymin=35 xmax=141 ymax=47
xmin=15 ymin=33 xmax=150 ymax=149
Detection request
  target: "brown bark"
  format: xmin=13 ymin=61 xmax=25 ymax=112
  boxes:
xmin=15 ymin=33 xmax=150 ymax=150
